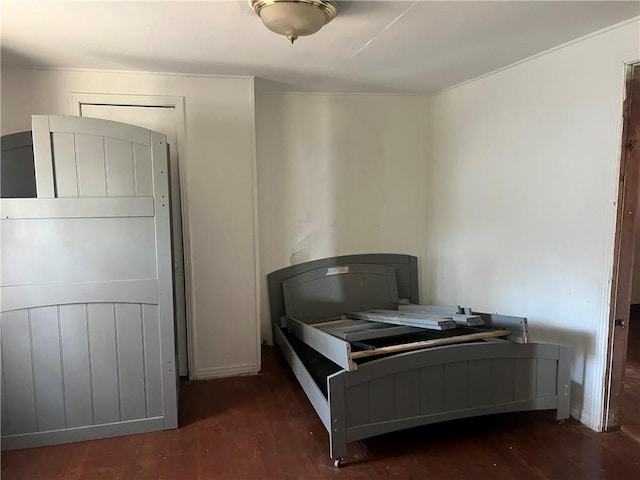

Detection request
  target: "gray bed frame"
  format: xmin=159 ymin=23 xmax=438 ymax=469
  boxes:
xmin=267 ymin=254 xmax=571 ymax=466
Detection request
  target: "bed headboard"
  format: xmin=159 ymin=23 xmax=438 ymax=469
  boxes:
xmin=267 ymin=254 xmax=419 ymax=326
xmin=1 ymin=131 xmax=36 ymax=198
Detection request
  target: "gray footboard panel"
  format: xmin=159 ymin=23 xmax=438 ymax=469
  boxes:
xmin=332 ymin=341 xmax=570 ymax=446
xmin=280 ymin=335 xmax=570 ymax=460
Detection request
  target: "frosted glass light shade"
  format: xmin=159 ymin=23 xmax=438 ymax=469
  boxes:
xmin=251 ymin=0 xmax=338 ymax=43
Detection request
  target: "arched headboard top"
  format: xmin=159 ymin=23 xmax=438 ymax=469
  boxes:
xmin=267 ymin=254 xmax=419 ymax=327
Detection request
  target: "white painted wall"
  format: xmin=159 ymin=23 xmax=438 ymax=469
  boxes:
xmin=255 ymin=93 xmax=430 ymax=343
xmin=428 ymin=20 xmax=640 ymax=429
xmin=1 ymin=68 xmax=261 ymax=380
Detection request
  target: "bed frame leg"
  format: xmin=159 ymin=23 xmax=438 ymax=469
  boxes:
xmin=329 ymin=439 xmax=346 ymax=467
xmin=328 ymin=374 xmax=347 ymax=467
xmin=555 ymin=345 xmax=571 ymax=422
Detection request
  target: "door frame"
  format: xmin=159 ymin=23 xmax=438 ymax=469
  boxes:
xmin=70 ymin=93 xmax=195 ymax=378
xmin=603 ymin=62 xmax=640 ymax=431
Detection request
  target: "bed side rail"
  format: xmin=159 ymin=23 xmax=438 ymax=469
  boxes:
xmin=469 ymin=311 xmax=529 ymax=343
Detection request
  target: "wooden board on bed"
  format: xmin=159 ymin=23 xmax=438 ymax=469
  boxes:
xmin=349 ymin=328 xmax=512 ymax=359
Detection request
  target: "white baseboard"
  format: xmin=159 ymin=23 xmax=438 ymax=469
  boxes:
xmin=194 ymin=363 xmax=259 ymax=380
xmin=571 ymin=406 xmax=595 ymax=430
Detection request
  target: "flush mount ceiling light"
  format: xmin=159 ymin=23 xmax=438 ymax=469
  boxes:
xmin=250 ymin=0 xmax=338 ymax=44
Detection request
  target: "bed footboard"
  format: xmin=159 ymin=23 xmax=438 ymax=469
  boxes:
xmin=326 ymin=341 xmax=570 ymax=461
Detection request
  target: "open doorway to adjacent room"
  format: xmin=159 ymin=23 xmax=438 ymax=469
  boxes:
xmin=604 ymin=63 xmax=640 ymax=439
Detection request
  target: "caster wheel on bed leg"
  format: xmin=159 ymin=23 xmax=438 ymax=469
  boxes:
xmin=333 ymin=458 xmax=344 ymax=468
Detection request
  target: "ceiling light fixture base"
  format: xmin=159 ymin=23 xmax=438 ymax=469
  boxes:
xmin=250 ymin=0 xmax=338 ymax=44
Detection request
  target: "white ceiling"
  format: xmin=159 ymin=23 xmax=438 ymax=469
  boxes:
xmin=2 ymin=1 xmax=639 ymax=93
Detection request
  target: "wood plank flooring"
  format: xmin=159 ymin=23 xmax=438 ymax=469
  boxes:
xmin=2 ymin=346 xmax=639 ymax=479
xmin=621 ymin=311 xmax=640 ymax=441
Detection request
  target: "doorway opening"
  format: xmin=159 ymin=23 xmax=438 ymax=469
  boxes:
xmin=604 ymin=63 xmax=640 ymax=437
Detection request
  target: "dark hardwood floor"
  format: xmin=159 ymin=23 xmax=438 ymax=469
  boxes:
xmin=2 ymin=346 xmax=639 ymax=479
xmin=621 ymin=309 xmax=640 ymax=441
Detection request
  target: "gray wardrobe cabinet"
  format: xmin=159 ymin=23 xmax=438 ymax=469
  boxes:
xmin=0 ymin=115 xmax=178 ymax=449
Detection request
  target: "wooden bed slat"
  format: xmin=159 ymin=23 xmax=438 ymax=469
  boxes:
xmin=350 ymin=329 xmax=511 ymax=359
xmin=347 ymin=310 xmax=457 ymax=330
xmin=317 ymin=318 xmax=419 ymax=342
xmin=380 ymin=305 xmax=484 ymax=327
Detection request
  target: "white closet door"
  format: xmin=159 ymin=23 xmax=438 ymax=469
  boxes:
xmin=80 ymin=104 xmax=188 ymax=377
